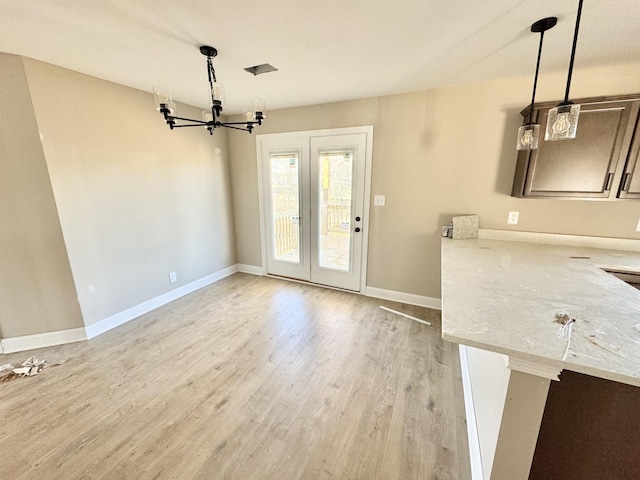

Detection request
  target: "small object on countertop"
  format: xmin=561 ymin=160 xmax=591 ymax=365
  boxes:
xmin=452 ymin=214 xmax=479 ymax=240
xmin=555 ymin=313 xmax=576 ymax=362
xmin=555 ymin=313 xmax=572 ymax=324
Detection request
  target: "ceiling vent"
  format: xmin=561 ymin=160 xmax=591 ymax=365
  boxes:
xmin=244 ymin=63 xmax=278 ymax=76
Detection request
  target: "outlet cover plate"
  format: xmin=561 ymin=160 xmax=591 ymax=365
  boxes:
xmin=169 ymin=271 xmax=177 ymax=283
xmin=508 ymin=211 xmax=519 ymax=225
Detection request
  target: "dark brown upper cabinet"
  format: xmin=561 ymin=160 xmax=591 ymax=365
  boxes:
xmin=618 ymin=112 xmax=640 ymax=199
xmin=512 ymin=94 xmax=640 ymax=199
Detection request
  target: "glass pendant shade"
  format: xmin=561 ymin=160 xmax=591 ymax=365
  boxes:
xmin=153 ymin=87 xmax=174 ymax=113
xmin=253 ymin=96 xmax=266 ymax=118
xmin=545 ymin=104 xmax=580 ymax=141
xmin=211 ymin=82 xmax=226 ymax=107
xmin=202 ymin=110 xmax=213 ymax=125
xmin=516 ymin=124 xmax=541 ymax=151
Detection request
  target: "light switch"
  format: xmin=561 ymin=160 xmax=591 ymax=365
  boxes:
xmin=374 ymin=195 xmax=386 ymax=206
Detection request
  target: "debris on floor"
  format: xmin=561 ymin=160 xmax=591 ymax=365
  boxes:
xmin=0 ymin=356 xmax=48 ymax=380
xmin=379 ymin=306 xmax=432 ymax=326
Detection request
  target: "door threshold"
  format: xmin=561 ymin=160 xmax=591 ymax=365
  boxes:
xmin=265 ymin=274 xmax=361 ymax=294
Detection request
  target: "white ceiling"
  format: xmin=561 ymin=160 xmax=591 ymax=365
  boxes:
xmin=1 ymin=1 xmax=639 ymax=114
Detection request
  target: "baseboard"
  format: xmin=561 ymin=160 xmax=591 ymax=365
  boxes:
xmin=236 ymin=264 xmax=263 ymax=275
xmin=85 ymin=264 xmax=238 ymax=339
xmin=459 ymin=345 xmax=485 ymax=480
xmin=364 ymin=286 xmax=441 ymax=310
xmin=1 ymin=327 xmax=88 ymax=354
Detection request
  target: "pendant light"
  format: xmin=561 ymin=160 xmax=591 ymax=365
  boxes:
xmin=516 ymin=17 xmax=557 ymax=151
xmin=545 ymin=0 xmax=584 ymax=141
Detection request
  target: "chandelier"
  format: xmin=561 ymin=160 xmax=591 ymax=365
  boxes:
xmin=153 ymin=46 xmax=266 ymax=135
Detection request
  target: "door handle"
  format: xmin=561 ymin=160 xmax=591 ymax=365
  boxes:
xmin=604 ymin=172 xmax=614 ymax=191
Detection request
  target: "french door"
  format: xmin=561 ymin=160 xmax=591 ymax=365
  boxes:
xmin=258 ymin=127 xmax=372 ymax=291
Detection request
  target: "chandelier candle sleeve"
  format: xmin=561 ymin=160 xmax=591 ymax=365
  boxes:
xmin=153 ymin=45 xmax=266 ymax=136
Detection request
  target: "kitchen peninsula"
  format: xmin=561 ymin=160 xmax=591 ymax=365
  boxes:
xmin=441 ymin=230 xmax=640 ymax=480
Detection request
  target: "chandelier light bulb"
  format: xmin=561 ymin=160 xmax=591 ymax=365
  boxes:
xmin=246 ymin=111 xmax=255 ymax=122
xmin=253 ymin=97 xmax=266 ymax=114
xmin=202 ymin=110 xmax=213 ymax=123
xmin=211 ymin=83 xmax=226 ymax=107
xmin=153 ymin=87 xmax=173 ymax=112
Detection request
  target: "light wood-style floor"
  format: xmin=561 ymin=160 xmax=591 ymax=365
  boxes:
xmin=1 ymin=274 xmax=470 ymax=480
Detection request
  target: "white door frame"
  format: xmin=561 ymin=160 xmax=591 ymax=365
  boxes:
xmin=256 ymin=125 xmax=373 ymax=293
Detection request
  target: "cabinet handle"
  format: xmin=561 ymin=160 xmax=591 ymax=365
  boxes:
xmin=604 ymin=173 xmax=614 ymax=191
xmin=622 ymin=173 xmax=631 ymax=192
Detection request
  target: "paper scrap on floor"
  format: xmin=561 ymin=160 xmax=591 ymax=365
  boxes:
xmin=0 ymin=356 xmax=48 ymax=379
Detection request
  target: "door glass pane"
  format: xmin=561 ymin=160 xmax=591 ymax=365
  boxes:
xmin=317 ymin=149 xmax=355 ymax=271
xmin=270 ymin=152 xmax=301 ymax=263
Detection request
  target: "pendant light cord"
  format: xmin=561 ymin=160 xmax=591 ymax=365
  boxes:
xmin=563 ymin=0 xmax=584 ymax=104
xmin=528 ymin=30 xmax=546 ymax=124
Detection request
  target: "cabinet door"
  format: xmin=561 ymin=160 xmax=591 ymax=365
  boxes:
xmin=617 ymin=115 xmax=640 ymax=199
xmin=520 ymin=101 xmax=637 ymax=198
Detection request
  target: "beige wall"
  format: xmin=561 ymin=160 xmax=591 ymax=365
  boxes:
xmin=228 ymin=61 xmax=640 ymax=299
xmin=21 ymin=58 xmax=237 ymax=326
xmin=0 ymin=54 xmax=84 ymax=337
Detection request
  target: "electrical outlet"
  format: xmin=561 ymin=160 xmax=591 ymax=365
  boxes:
xmin=374 ymin=195 xmax=386 ymax=206
xmin=169 ymin=271 xmax=177 ymax=283
xmin=508 ymin=211 xmax=519 ymax=225
xmin=636 ymin=218 xmax=640 ymax=232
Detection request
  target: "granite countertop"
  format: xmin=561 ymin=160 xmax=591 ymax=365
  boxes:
xmin=441 ymin=233 xmax=640 ymax=387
